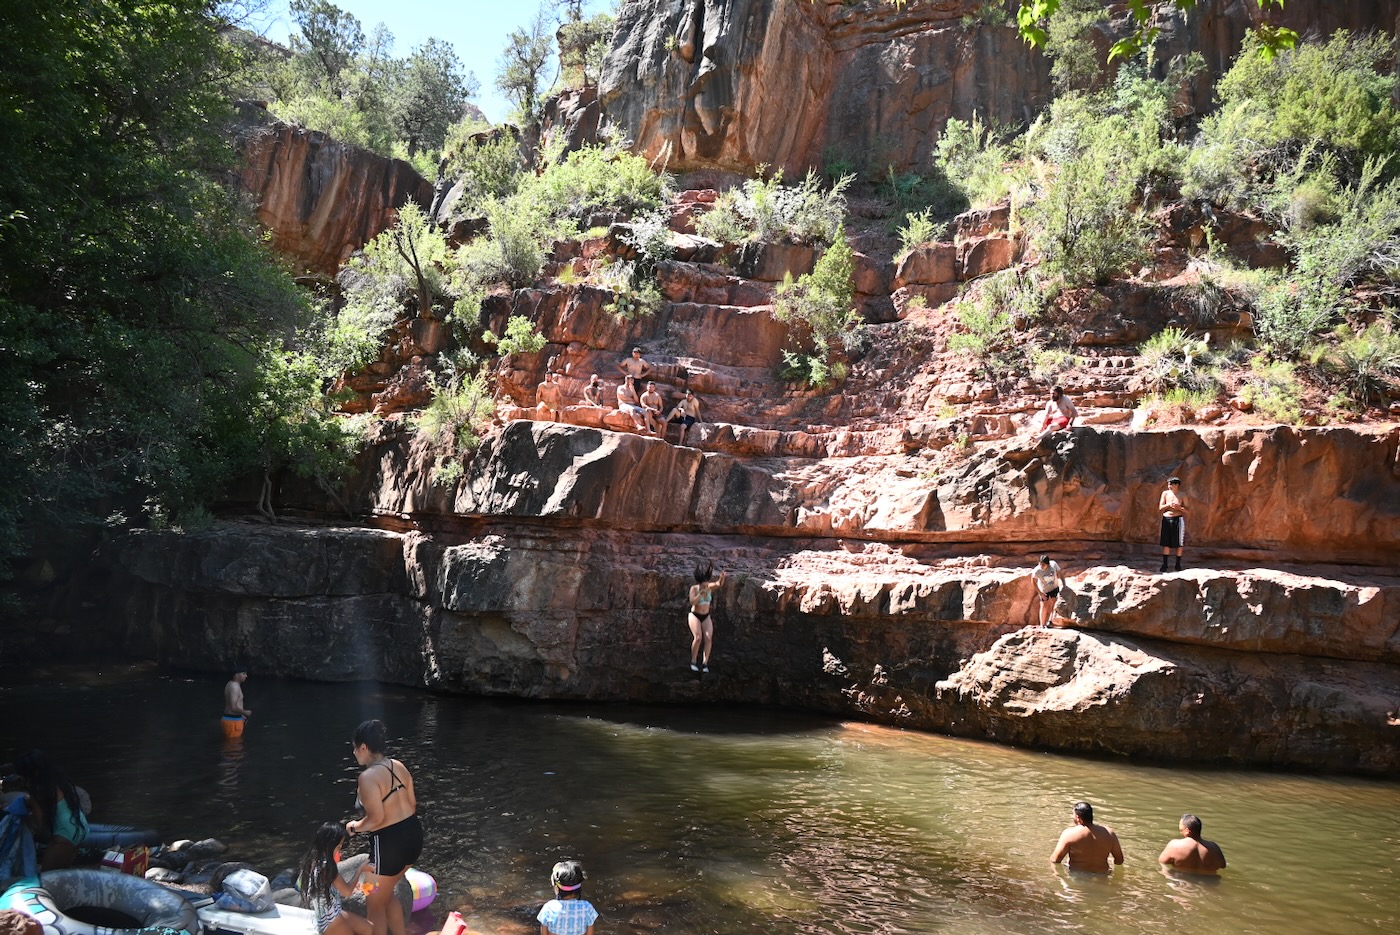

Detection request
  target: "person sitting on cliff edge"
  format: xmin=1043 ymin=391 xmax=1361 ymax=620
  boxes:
xmin=537 ymin=372 xmax=565 ymax=422
xmin=1051 ymin=801 xmax=1124 ymax=874
xmin=665 ymin=389 xmax=703 ymax=447
xmin=581 ymin=374 xmax=606 ymax=407
xmin=1159 ymin=813 xmax=1226 ymax=876
xmin=616 ymin=379 xmax=648 ymax=433
xmin=1036 ymin=386 xmax=1079 ymax=444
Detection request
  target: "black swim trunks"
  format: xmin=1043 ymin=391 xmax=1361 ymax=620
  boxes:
xmin=371 ymin=814 xmax=423 ymax=877
xmin=669 ymin=413 xmax=697 ymax=428
xmin=1160 ymin=516 xmax=1184 ymax=549
xmin=1039 ymin=587 xmax=1060 ymax=602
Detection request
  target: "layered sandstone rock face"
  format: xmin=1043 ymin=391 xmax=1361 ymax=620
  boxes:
xmin=599 ymin=0 xmax=1400 ymax=176
xmin=235 ymin=118 xmax=433 ymax=276
xmin=72 ymin=4 xmax=1400 ymax=775
xmin=87 ymin=182 xmax=1400 ymax=774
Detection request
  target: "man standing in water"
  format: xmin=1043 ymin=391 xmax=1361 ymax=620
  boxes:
xmin=1051 ymin=801 xmax=1124 ymax=873
xmin=222 ymin=666 xmax=252 ymax=738
xmin=1158 ymin=814 xmax=1226 ymax=875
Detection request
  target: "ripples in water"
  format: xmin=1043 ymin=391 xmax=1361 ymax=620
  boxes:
xmin=1 ymin=668 xmax=1396 ymax=935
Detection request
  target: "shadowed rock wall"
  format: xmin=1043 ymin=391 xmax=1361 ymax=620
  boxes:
xmin=97 ymin=420 xmax=1400 ymax=775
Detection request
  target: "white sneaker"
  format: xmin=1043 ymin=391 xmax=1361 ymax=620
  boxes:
xmin=690 ymin=663 xmax=699 ymax=672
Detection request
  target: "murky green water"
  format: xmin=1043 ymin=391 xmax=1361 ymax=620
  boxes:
xmin=2 ymin=665 xmax=1396 ymax=934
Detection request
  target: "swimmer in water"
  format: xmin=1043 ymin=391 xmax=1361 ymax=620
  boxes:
xmin=1051 ymin=801 xmax=1124 ymax=874
xmin=1159 ymin=813 xmax=1227 ymax=876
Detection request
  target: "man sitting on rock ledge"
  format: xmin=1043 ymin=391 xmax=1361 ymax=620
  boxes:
xmin=665 ymin=389 xmax=703 ymax=447
xmin=1051 ymin=801 xmax=1124 ymax=874
xmin=536 ymin=372 xmax=564 ymax=422
xmin=616 ymin=380 xmax=648 ymax=433
xmin=582 ymin=374 xmax=606 ymax=407
xmin=1036 ymin=386 xmax=1078 ymax=444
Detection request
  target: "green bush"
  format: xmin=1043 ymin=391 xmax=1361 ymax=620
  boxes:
xmin=1138 ymin=327 xmax=1221 ymax=394
xmin=897 ymin=209 xmax=940 ymax=258
xmin=772 ymin=228 xmax=859 ymax=386
xmin=1214 ymin=31 xmax=1400 ymax=165
xmin=946 ymin=269 xmax=1044 ymax=372
xmin=694 ymin=170 xmax=852 ymax=246
xmin=934 ymin=113 xmax=1016 ymax=209
xmin=1185 ymin=32 xmax=1400 ymax=206
xmin=620 ymin=210 xmax=675 ymax=276
xmin=483 ymin=314 xmax=547 ymax=358
xmin=880 ymin=167 xmax=966 ymax=222
xmin=336 ymin=202 xmax=455 ymax=368
xmin=1255 ymin=277 xmax=1344 ymax=357
xmin=1313 ymin=318 xmax=1400 ymax=407
xmin=598 ymin=260 xmax=664 ymax=320
xmin=519 ymin=142 xmax=671 ymax=228
xmin=272 ymin=94 xmax=395 ymax=154
xmin=416 ymin=370 xmax=495 ymax=453
xmin=443 ymin=132 xmax=525 ymax=213
xmin=1239 ymin=356 xmax=1303 ymax=423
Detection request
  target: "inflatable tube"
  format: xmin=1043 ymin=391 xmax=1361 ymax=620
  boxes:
xmin=83 ymin=825 xmax=161 ymax=851
xmin=405 ymin=868 xmax=436 ymax=913
xmin=0 ymin=868 xmax=198 ymax=935
xmin=334 ymin=855 xmax=411 ymax=921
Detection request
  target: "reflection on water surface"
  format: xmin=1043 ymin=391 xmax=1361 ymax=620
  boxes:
xmin=2 ymin=665 xmax=1396 ymax=934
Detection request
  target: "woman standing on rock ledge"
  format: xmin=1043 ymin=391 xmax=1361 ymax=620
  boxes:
xmin=347 ymin=719 xmax=421 ymax=935
xmin=688 ymin=563 xmax=726 ymax=673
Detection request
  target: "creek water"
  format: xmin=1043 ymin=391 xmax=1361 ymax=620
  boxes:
xmin=2 ymin=664 xmax=1396 ymax=935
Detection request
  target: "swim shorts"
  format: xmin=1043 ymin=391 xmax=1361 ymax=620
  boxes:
xmin=1160 ymin=516 xmax=1185 ymax=548
xmin=371 ymin=814 xmax=423 ymax=877
xmin=1039 ymin=587 xmax=1061 ymax=602
xmin=669 ymin=414 xmax=697 ymax=428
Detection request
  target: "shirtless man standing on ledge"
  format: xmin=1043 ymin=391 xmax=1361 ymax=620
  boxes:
xmin=1051 ymin=801 xmax=1124 ymax=874
xmin=1159 ymin=813 xmax=1227 ymax=876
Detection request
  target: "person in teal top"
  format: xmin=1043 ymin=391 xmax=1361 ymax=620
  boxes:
xmin=12 ymin=749 xmax=88 ymax=870
xmin=688 ymin=562 xmax=727 ymax=673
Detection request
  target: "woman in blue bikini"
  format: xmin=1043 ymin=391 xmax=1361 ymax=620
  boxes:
xmin=688 ymin=562 xmax=726 ymax=673
xmin=346 ymin=720 xmax=421 ymax=935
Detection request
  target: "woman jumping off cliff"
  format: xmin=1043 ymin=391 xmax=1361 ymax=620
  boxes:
xmin=688 ymin=563 xmax=726 ymax=673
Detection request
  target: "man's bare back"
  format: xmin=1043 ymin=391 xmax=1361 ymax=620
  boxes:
xmin=1159 ymin=816 xmax=1226 ymax=875
xmin=1052 ymin=822 xmax=1124 ymax=874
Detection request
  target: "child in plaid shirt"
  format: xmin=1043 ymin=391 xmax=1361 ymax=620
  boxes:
xmin=537 ymin=859 xmax=598 ymax=935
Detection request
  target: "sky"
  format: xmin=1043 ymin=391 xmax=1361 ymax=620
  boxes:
xmin=248 ymin=0 xmax=615 ymax=123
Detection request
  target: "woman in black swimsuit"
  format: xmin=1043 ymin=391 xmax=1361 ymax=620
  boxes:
xmin=346 ymin=719 xmax=421 ymax=935
xmin=687 ymin=562 xmax=726 ymax=673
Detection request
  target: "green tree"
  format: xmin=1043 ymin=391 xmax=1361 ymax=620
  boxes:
xmin=0 ymin=0 xmax=342 ymax=583
xmin=391 ymin=38 xmax=477 ymax=158
xmin=1043 ymin=0 xmax=1107 ymax=94
xmin=557 ymin=3 xmax=615 ymax=89
xmin=340 ymin=202 xmax=455 ymax=344
xmin=288 ymin=0 xmax=365 ymax=98
xmin=496 ymin=6 xmax=554 ymax=128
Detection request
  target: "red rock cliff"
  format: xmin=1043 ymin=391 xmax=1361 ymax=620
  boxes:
xmin=599 ymin=0 xmax=1400 ymax=176
xmin=235 ymin=117 xmax=434 ymax=276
